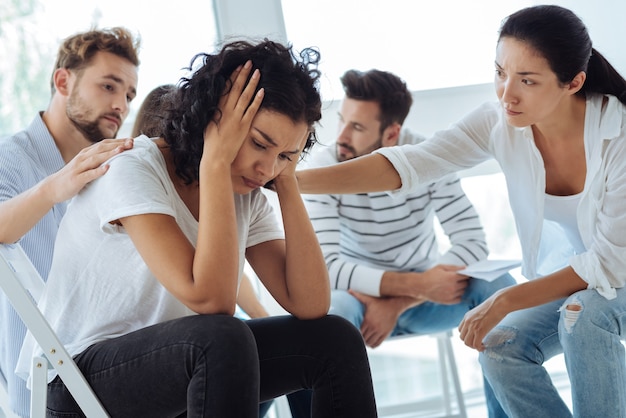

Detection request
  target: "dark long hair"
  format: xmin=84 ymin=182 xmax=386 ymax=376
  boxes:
xmin=162 ymin=39 xmax=322 ymax=185
xmin=499 ymin=5 xmax=626 ymax=104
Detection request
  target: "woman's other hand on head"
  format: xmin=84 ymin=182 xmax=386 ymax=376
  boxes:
xmin=271 ymin=132 xmax=308 ymax=189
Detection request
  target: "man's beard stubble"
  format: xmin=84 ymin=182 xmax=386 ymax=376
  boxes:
xmin=66 ymin=91 xmax=118 ymax=144
xmin=336 ymin=137 xmax=383 ymax=162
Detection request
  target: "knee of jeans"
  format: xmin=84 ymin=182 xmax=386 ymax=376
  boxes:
xmin=465 ymin=274 xmax=516 ymax=307
xmin=191 ymin=314 xmax=255 ymax=349
xmin=558 ymin=290 xmax=613 ymax=336
xmin=497 ymin=273 xmax=518 ymax=288
xmin=479 ymin=325 xmax=519 ymax=364
xmin=324 ymin=314 xmax=364 ymax=345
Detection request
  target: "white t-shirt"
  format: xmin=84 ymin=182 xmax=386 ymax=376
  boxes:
xmin=16 ymin=135 xmax=284 ymax=384
xmin=544 ymin=193 xmax=585 ymax=255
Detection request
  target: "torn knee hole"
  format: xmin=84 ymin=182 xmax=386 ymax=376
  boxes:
xmin=563 ymin=302 xmax=583 ymax=332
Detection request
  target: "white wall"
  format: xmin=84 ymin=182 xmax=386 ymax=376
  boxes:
xmin=559 ymin=0 xmax=626 ymax=76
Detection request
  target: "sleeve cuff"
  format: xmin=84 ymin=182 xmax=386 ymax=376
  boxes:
xmin=374 ymin=147 xmax=420 ymax=196
xmin=570 ymin=253 xmax=617 ymax=300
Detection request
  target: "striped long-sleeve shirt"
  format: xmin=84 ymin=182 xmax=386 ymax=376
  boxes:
xmin=302 ymin=129 xmax=489 ymax=296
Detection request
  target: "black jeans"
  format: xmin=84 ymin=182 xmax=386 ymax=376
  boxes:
xmin=46 ymin=314 xmax=377 ymax=417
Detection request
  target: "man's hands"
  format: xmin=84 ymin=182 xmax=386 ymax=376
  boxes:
xmin=418 ymin=265 xmax=470 ymax=305
xmin=360 ymin=264 xmax=469 ymax=349
xmin=43 ymin=138 xmax=134 ymax=204
xmin=351 ymin=290 xmax=423 ymax=348
xmin=381 ymin=264 xmax=469 ymax=305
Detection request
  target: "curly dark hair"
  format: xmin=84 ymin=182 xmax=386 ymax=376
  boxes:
xmin=162 ymin=39 xmax=322 ymax=185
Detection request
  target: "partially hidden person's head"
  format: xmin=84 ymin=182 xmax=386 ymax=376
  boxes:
xmin=162 ymin=39 xmax=322 ymax=188
xmin=131 ymin=84 xmax=176 ymax=138
xmin=336 ymin=69 xmax=412 ymax=162
xmin=496 ymin=5 xmax=626 ymax=127
xmin=50 ymin=27 xmax=141 ymax=142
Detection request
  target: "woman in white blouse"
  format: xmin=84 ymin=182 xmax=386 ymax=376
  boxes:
xmin=297 ymin=5 xmax=626 ymax=418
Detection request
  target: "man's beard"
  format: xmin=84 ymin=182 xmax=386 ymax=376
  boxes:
xmin=66 ymin=92 xmax=118 ymax=144
xmin=336 ymin=137 xmax=383 ymax=162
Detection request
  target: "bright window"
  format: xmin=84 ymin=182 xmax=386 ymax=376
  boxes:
xmin=280 ymin=0 xmax=531 ymax=101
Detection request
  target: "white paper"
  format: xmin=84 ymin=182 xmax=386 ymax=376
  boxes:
xmin=459 ymin=259 xmax=521 ymax=281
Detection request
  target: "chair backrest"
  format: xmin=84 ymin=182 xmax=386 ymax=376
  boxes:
xmin=0 ymin=243 xmax=109 ymax=418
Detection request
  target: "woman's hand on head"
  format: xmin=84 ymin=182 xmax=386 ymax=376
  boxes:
xmin=202 ymin=60 xmax=264 ymax=165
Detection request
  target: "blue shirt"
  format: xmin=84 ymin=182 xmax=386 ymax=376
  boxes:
xmin=0 ymin=113 xmax=65 ymax=417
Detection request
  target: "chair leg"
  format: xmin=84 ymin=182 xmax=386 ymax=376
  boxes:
xmin=437 ymin=332 xmax=467 ymax=418
xmin=30 ymin=356 xmax=48 ymax=418
xmin=437 ymin=334 xmax=453 ymax=415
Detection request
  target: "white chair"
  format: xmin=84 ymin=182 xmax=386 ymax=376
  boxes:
xmin=0 ymin=243 xmax=109 ymax=418
xmin=375 ymin=331 xmax=467 ymax=418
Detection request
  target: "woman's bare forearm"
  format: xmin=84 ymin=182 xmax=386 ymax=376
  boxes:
xmin=498 ymin=267 xmax=587 ymax=312
xmin=297 ymin=153 xmax=401 ymax=194
xmin=274 ymin=175 xmax=330 ymax=317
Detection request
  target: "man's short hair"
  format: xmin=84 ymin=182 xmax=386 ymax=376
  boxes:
xmin=340 ymin=69 xmax=413 ymax=132
xmin=50 ymin=27 xmax=141 ymax=93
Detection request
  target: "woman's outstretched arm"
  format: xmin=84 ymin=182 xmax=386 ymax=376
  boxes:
xmin=296 ymin=153 xmax=402 ymax=194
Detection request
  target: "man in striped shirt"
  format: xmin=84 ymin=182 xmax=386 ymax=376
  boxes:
xmin=0 ymin=28 xmax=139 ymax=417
xmin=302 ymin=69 xmax=515 ymax=349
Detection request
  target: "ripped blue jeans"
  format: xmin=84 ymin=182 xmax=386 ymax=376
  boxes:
xmin=480 ymin=287 xmax=626 ymax=418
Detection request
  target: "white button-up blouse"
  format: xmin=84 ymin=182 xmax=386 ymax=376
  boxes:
xmin=376 ymin=94 xmax=626 ymax=299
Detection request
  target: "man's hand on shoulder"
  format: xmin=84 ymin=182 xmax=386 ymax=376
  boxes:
xmin=44 ymin=138 xmax=133 ymax=204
